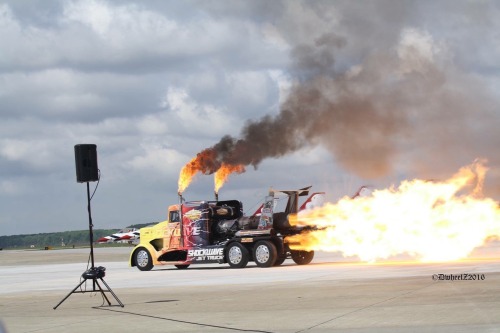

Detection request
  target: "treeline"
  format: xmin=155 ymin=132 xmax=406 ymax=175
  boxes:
xmin=0 ymin=223 xmax=154 ymax=249
xmin=0 ymin=229 xmax=119 ymax=249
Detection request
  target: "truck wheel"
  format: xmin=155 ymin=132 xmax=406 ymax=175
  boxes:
xmin=273 ymin=257 xmax=286 ymax=266
xmin=226 ymin=242 xmax=249 ymax=268
xmin=291 ymin=250 xmax=314 ymax=265
xmin=253 ymin=241 xmax=277 ymax=267
xmin=175 ymin=264 xmax=190 ymax=269
xmin=135 ymin=247 xmax=153 ymax=271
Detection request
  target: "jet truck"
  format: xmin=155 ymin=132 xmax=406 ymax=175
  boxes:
xmin=129 ymin=186 xmax=324 ymax=270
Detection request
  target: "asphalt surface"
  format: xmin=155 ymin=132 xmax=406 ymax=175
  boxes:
xmin=1 ymin=244 xmax=499 ymax=333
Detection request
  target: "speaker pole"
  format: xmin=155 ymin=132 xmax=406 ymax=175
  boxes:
xmin=87 ymin=181 xmax=95 ymax=269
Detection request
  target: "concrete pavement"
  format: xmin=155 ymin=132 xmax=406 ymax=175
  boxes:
xmin=1 ymin=246 xmax=499 ymax=332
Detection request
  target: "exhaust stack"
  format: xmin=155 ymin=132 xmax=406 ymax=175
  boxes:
xmin=178 ymin=191 xmax=184 ymax=247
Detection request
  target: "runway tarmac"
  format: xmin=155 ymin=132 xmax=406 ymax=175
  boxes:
xmin=1 ymin=244 xmax=499 ymax=333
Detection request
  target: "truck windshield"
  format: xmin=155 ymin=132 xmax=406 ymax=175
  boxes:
xmin=169 ymin=210 xmax=180 ymax=222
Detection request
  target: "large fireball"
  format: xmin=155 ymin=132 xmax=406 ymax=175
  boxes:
xmin=287 ymin=161 xmax=500 ymax=262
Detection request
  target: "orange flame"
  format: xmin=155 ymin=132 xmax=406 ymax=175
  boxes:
xmin=287 ymin=161 xmax=500 ymax=262
xmin=177 ymin=149 xmax=219 ymax=194
xmin=178 ymin=156 xmax=198 ymax=194
xmin=214 ymin=163 xmax=245 ymax=193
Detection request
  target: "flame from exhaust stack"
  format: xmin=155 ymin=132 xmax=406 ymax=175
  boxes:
xmin=214 ymin=163 xmax=246 ymax=194
xmin=287 ymin=161 xmax=500 ymax=262
xmin=177 ymin=148 xmax=246 ymax=194
xmin=178 ymin=148 xmax=219 ymax=194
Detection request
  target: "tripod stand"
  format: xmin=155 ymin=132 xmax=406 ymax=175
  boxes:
xmin=54 ymin=182 xmax=124 ymax=309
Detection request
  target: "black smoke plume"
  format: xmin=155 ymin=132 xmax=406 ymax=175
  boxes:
xmin=186 ymin=24 xmax=499 ymax=189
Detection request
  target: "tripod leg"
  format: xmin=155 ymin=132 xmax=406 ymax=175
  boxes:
xmin=99 ymin=278 xmax=124 ymax=307
xmin=53 ymin=279 xmax=87 ymax=310
xmin=93 ymin=279 xmax=112 ymax=306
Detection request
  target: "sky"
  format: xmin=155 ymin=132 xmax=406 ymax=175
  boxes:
xmin=1 ymin=0 xmax=499 ymax=236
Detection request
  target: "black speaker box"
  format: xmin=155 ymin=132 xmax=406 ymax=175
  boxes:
xmin=74 ymin=144 xmax=99 ymax=183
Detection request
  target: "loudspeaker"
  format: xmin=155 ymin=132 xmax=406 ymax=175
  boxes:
xmin=74 ymin=144 xmax=99 ymax=183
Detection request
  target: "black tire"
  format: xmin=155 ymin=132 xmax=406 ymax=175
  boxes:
xmin=273 ymin=256 xmax=286 ymax=266
xmin=135 ymin=247 xmax=153 ymax=271
xmin=253 ymin=240 xmax=277 ymax=268
xmin=226 ymin=242 xmax=249 ymax=268
xmin=291 ymin=250 xmax=314 ymax=265
xmin=175 ymin=264 xmax=190 ymax=269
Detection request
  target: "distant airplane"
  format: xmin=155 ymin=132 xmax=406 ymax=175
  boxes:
xmin=97 ymin=228 xmax=140 ymax=244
